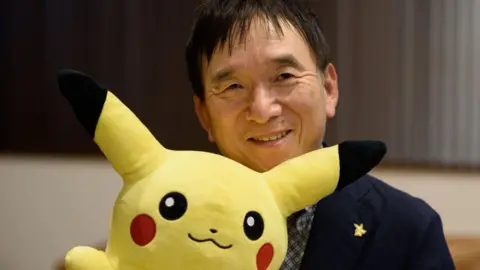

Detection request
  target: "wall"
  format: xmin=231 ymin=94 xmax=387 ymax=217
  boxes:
xmin=0 ymin=155 xmax=479 ymax=269
xmin=329 ymin=0 xmax=480 ymax=167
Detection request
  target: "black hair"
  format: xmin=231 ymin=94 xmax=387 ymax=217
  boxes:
xmin=185 ymin=0 xmax=332 ymax=100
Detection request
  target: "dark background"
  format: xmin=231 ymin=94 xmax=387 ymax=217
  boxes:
xmin=0 ymin=0 xmax=337 ymax=156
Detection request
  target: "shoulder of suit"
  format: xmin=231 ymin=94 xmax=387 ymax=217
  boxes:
xmin=363 ymin=174 xmax=441 ymax=228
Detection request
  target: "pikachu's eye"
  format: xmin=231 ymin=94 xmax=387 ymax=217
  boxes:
xmin=243 ymin=211 xmax=264 ymax=241
xmin=159 ymin=192 xmax=188 ymax=221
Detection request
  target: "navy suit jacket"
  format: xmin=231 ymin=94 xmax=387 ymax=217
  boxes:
xmin=299 ymin=174 xmax=455 ymax=270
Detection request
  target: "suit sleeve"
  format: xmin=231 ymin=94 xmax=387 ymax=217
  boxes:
xmin=408 ymin=211 xmax=455 ymax=269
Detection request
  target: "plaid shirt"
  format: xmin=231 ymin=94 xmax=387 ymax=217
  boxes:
xmin=280 ymin=204 xmax=317 ymax=270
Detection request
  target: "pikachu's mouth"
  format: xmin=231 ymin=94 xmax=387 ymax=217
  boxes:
xmin=188 ymin=233 xmax=233 ymax=249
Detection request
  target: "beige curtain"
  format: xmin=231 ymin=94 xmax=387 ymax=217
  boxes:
xmin=327 ymin=0 xmax=480 ymax=167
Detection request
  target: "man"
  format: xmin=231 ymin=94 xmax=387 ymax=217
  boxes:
xmin=185 ymin=0 xmax=454 ymax=269
xmin=56 ymin=0 xmax=454 ymax=269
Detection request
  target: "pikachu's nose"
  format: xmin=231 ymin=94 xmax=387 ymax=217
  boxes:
xmin=210 ymin=228 xmax=218 ymax=234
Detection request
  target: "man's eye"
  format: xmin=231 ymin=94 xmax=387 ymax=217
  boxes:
xmin=225 ymin=83 xmax=242 ymax=90
xmin=277 ymin=73 xmax=294 ymax=81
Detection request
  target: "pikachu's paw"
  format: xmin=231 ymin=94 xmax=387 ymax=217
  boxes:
xmin=65 ymin=246 xmax=112 ymax=270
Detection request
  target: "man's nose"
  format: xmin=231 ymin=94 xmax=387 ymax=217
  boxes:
xmin=246 ymin=87 xmax=282 ymax=124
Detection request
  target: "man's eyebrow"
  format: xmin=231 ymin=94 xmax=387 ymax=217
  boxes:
xmin=271 ymin=54 xmax=305 ymax=71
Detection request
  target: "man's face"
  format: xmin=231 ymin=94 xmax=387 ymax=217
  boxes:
xmin=194 ymin=19 xmax=339 ymax=172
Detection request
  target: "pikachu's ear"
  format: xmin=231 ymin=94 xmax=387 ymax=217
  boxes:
xmin=264 ymin=141 xmax=386 ymax=217
xmin=57 ymin=69 xmax=169 ymax=183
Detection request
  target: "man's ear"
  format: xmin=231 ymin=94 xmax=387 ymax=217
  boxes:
xmin=323 ymin=63 xmax=339 ymax=119
xmin=193 ymin=95 xmax=215 ymax=142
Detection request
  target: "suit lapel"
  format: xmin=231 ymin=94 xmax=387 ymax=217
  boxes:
xmin=299 ymin=175 xmax=379 ymax=270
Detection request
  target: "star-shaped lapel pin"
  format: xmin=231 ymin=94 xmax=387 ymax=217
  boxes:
xmin=354 ymin=223 xmax=366 ymax=237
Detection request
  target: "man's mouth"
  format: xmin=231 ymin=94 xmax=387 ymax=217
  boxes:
xmin=188 ymin=233 xmax=233 ymax=249
xmin=248 ymin=130 xmax=292 ymax=142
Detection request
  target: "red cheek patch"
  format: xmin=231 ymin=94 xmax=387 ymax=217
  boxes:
xmin=130 ymin=214 xmax=156 ymax=246
xmin=256 ymin=243 xmax=274 ymax=270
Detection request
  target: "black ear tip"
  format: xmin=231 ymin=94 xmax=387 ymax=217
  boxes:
xmin=55 ymin=69 xmax=108 ymax=138
xmin=340 ymin=140 xmax=387 ymax=161
xmin=56 ymin=69 xmax=107 ymax=100
xmin=57 ymin=69 xmax=95 ymax=92
xmin=336 ymin=140 xmax=388 ymax=190
xmin=363 ymin=140 xmax=387 ymax=158
xmin=57 ymin=68 xmax=85 ymax=77
xmin=57 ymin=69 xmax=89 ymax=84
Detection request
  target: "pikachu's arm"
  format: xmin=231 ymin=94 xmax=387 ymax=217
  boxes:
xmin=64 ymin=246 xmax=113 ymax=270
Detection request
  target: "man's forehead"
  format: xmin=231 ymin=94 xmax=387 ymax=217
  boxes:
xmin=205 ymin=22 xmax=304 ymax=68
xmin=217 ymin=19 xmax=294 ymax=55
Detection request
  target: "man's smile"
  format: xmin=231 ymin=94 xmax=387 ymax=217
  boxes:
xmin=188 ymin=233 xmax=233 ymax=249
xmin=247 ymin=130 xmax=293 ymax=147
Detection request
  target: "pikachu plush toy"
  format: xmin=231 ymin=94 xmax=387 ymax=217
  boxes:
xmin=57 ymin=69 xmax=386 ymax=270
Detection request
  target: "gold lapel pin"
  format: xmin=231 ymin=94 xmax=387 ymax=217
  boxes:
xmin=354 ymin=223 xmax=366 ymax=237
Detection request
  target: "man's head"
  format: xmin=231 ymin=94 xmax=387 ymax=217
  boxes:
xmin=186 ymin=0 xmax=339 ymax=172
